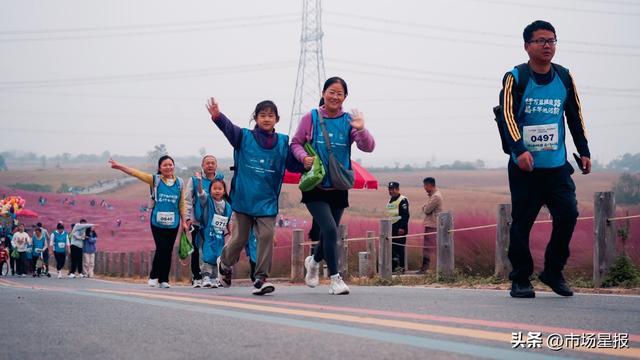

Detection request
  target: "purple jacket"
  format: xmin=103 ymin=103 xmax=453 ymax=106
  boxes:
xmin=290 ymin=107 xmax=375 ymax=162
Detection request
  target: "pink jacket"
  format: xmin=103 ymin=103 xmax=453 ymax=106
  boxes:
xmin=290 ymin=107 xmax=376 ymax=162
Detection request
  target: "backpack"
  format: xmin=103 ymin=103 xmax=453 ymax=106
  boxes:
xmin=149 ymin=175 xmax=184 ymax=209
xmin=493 ymin=62 xmax=572 ymax=154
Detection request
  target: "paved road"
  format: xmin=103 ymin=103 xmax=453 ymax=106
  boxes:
xmin=1 ymin=276 xmax=638 ymax=360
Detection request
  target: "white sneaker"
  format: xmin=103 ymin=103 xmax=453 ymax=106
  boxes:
xmin=202 ymin=276 xmax=212 ymax=288
xmin=192 ymin=279 xmax=202 ymax=288
xmin=329 ymin=274 xmax=350 ymax=295
xmin=304 ymin=256 xmax=320 ymax=288
xmin=57 ymin=272 xmax=63 ymax=279
xmin=211 ymin=278 xmax=221 ymax=289
xmin=159 ymin=282 xmax=171 ymax=289
xmin=148 ymin=278 xmax=159 ymax=287
xmin=68 ymin=273 xmax=76 ymax=279
xmin=79 ymin=274 xmax=86 ymax=278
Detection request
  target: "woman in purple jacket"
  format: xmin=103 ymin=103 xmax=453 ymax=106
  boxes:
xmin=290 ymin=77 xmax=375 ymax=295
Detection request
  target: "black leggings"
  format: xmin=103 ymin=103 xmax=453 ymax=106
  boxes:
xmin=54 ymin=251 xmax=66 ymax=271
xmin=150 ymin=224 xmax=179 ymax=283
xmin=69 ymin=245 xmax=83 ymax=274
xmin=190 ymin=225 xmax=201 ymax=280
xmin=306 ymin=201 xmax=345 ymax=276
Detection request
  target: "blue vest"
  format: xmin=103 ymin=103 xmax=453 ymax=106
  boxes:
xmin=201 ymin=199 xmax=232 ymax=264
xmin=230 ymin=128 xmax=289 ymax=217
xmin=52 ymin=231 xmax=67 ymax=253
xmin=312 ymin=109 xmax=353 ymax=188
xmin=191 ymin=173 xmax=224 ymax=225
xmin=32 ymin=234 xmax=46 ymax=255
xmin=151 ymin=176 xmax=182 ymax=228
xmin=511 ymin=67 xmax=568 ymax=169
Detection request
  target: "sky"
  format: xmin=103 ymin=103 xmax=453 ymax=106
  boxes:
xmin=1 ymin=0 xmax=639 ymax=168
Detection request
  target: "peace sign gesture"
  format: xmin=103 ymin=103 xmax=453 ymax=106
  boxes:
xmin=206 ymin=97 xmax=221 ymax=120
xmin=350 ymin=108 xmax=365 ymax=131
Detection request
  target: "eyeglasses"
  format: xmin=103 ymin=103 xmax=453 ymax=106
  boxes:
xmin=529 ymin=38 xmax=557 ymax=46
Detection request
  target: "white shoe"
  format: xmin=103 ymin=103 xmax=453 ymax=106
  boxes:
xmin=192 ymin=279 xmax=202 ymax=288
xmin=159 ymin=282 xmax=171 ymax=288
xmin=68 ymin=273 xmax=76 ymax=279
xmin=79 ymin=274 xmax=86 ymax=278
xmin=329 ymin=274 xmax=350 ymax=295
xmin=211 ymin=278 xmax=221 ymax=289
xmin=148 ymin=278 xmax=159 ymax=287
xmin=304 ymin=256 xmax=320 ymax=288
xmin=202 ymin=276 xmax=212 ymax=288
xmin=57 ymin=272 xmax=63 ymax=279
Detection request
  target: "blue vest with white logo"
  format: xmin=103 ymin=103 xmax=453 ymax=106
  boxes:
xmin=32 ymin=234 xmax=46 ymax=255
xmin=312 ymin=109 xmax=353 ymax=188
xmin=52 ymin=231 xmax=68 ymax=253
xmin=201 ymin=199 xmax=232 ymax=264
xmin=511 ymin=67 xmax=568 ymax=169
xmin=230 ymin=128 xmax=289 ymax=217
xmin=151 ymin=176 xmax=181 ymax=229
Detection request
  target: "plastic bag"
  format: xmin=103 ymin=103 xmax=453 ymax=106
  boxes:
xmin=178 ymin=230 xmax=194 ymax=260
xmin=299 ymin=143 xmax=325 ymax=192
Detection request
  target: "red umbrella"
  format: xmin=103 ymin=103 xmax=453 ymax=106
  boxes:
xmin=283 ymin=160 xmax=378 ymax=190
xmin=16 ymin=208 xmax=38 ymax=218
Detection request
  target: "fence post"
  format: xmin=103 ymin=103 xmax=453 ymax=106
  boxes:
xmin=379 ymin=219 xmax=392 ymax=281
xmin=366 ymin=230 xmax=376 ymax=277
xmin=95 ymin=251 xmax=102 ymax=275
xmin=495 ymin=204 xmax=512 ymax=278
xmin=437 ymin=212 xmax=454 ymax=279
xmin=291 ymin=229 xmax=304 ymax=281
xmin=139 ymin=252 xmax=145 ymax=278
xmin=594 ymin=191 xmax=616 ymax=287
xmin=119 ymin=253 xmax=126 ymax=277
xmin=339 ymin=224 xmax=348 ymax=278
xmin=127 ymin=253 xmax=134 ymax=277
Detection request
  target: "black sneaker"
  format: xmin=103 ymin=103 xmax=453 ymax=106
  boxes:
xmin=539 ymin=271 xmax=574 ymax=297
xmin=252 ymin=278 xmax=275 ymax=296
xmin=216 ymin=257 xmax=232 ymax=288
xmin=510 ymin=280 xmax=535 ymax=298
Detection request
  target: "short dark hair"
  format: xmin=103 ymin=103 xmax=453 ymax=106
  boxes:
xmin=423 ymin=177 xmax=436 ymax=186
xmin=253 ymin=100 xmax=280 ymax=123
xmin=56 ymin=223 xmax=64 ymax=230
xmin=80 ymin=219 xmax=87 ymax=224
xmin=523 ymin=20 xmax=556 ymax=43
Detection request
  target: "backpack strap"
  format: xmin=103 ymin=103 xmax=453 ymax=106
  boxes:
xmin=513 ymin=63 xmax=531 ymax=95
xmin=551 ymin=63 xmax=572 ymax=92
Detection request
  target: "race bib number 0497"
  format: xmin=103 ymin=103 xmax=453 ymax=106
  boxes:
xmin=523 ymin=124 xmax=559 ymax=152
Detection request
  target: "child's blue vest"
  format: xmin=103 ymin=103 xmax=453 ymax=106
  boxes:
xmin=230 ymin=128 xmax=288 ymax=217
xmin=312 ymin=109 xmax=352 ymax=188
xmin=201 ymin=199 xmax=232 ymax=264
xmin=52 ymin=231 xmax=67 ymax=253
xmin=32 ymin=234 xmax=46 ymax=255
xmin=151 ymin=176 xmax=182 ymax=229
xmin=511 ymin=67 xmax=568 ymax=169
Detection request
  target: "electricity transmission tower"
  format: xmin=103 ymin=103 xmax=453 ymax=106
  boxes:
xmin=288 ymin=0 xmax=326 ymax=135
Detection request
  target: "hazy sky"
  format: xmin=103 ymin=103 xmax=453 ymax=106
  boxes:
xmin=1 ymin=0 xmax=639 ymax=167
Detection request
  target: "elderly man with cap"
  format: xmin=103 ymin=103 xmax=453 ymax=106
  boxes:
xmin=385 ymin=181 xmax=410 ymax=273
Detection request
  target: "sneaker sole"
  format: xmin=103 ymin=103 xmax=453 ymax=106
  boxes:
xmin=217 ymin=257 xmax=232 ymax=288
xmin=509 ymin=291 xmax=535 ymax=298
xmin=252 ymin=285 xmax=275 ymax=296
xmin=304 ymin=257 xmax=319 ymax=288
xmin=330 ymin=289 xmax=350 ymax=295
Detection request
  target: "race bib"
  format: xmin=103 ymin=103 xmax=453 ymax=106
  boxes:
xmin=156 ymin=211 xmax=175 ymax=226
xmin=523 ymin=124 xmax=559 ymax=152
xmin=57 ymin=242 xmax=65 ymax=249
xmin=213 ymin=214 xmax=229 ymax=233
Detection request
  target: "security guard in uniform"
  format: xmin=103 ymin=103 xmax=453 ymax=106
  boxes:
xmin=385 ymin=182 xmax=410 ymax=273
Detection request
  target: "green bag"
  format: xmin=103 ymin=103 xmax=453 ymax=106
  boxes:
xmin=10 ymin=247 xmax=19 ymax=259
xmin=178 ymin=230 xmax=194 ymax=260
xmin=299 ymin=143 xmax=326 ymax=192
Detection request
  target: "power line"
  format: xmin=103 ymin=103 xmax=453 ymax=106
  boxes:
xmin=0 ymin=13 xmax=299 ymax=35
xmin=0 ymin=62 xmax=296 ymax=90
xmin=0 ymin=19 xmax=298 ymax=43
xmin=325 ymin=11 xmax=640 ymax=50
xmin=324 ymin=22 xmax=640 ymax=58
xmin=466 ymin=0 xmax=640 ymax=16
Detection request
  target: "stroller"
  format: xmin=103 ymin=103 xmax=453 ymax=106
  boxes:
xmin=0 ymin=244 xmax=9 ymax=276
xmin=33 ymin=249 xmax=46 ymax=277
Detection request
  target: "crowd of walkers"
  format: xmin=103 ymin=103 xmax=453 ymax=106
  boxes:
xmin=0 ymin=220 xmax=98 ymax=278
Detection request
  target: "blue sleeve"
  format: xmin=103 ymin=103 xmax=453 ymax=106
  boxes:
xmin=213 ymin=113 xmax=243 ymax=149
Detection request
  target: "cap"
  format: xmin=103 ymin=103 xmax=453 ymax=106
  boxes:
xmin=388 ymin=181 xmax=400 ymax=189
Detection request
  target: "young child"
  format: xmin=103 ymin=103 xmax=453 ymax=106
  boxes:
xmin=31 ymin=227 xmax=50 ymax=277
xmin=83 ymin=227 xmax=97 ymax=278
xmin=206 ymin=97 xmax=301 ymax=295
xmin=50 ymin=223 xmax=69 ymax=278
xmin=195 ymin=173 xmax=232 ymax=288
